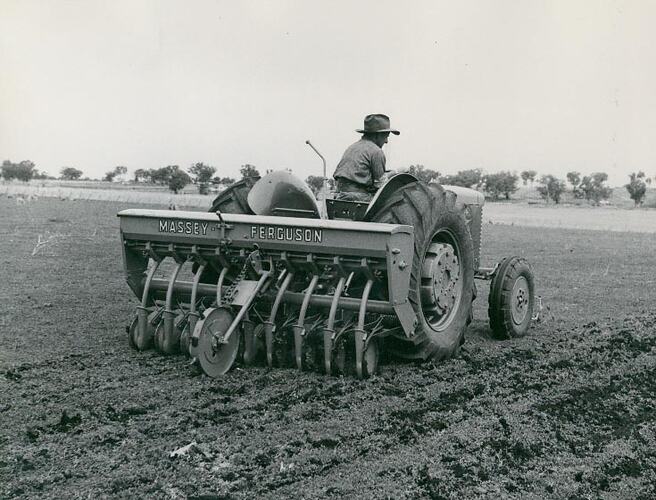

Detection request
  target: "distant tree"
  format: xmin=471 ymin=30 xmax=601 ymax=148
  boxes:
xmin=103 ymin=166 xmax=127 ymax=182
xmin=168 ymin=166 xmax=191 ymax=194
xmin=1 ymin=160 xmax=37 ymax=181
xmin=405 ymin=165 xmax=440 ymax=183
xmin=580 ymin=172 xmax=612 ymax=205
xmin=305 ymin=175 xmax=335 ymax=195
xmin=33 ymin=170 xmax=52 ymax=180
xmin=483 ymin=171 xmax=519 ymax=200
xmin=239 ymin=164 xmax=260 ymax=179
xmin=440 ymin=168 xmax=483 ymax=188
xmin=133 ymin=168 xmax=151 ymax=183
xmin=150 ymin=166 xmax=177 ymax=185
xmin=566 ymin=171 xmax=583 ymax=198
xmin=60 ymin=167 xmax=83 ymax=180
xmin=520 ymin=170 xmax=538 ymax=186
xmin=537 ymin=175 xmax=566 ymax=204
xmin=189 ymin=162 xmax=216 ymax=194
xmin=189 ymin=163 xmax=216 ymax=184
xmin=212 ymin=176 xmax=236 ymax=186
xmin=625 ymin=171 xmax=649 ymax=206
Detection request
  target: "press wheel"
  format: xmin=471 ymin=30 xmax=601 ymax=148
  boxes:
xmin=196 ymin=307 xmax=241 ymax=377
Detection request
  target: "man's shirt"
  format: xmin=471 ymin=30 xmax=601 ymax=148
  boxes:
xmin=333 ymin=138 xmax=386 ymax=189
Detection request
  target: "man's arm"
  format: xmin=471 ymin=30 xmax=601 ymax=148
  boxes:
xmin=370 ymin=148 xmax=387 ymax=190
xmin=371 ymin=149 xmax=386 ymax=180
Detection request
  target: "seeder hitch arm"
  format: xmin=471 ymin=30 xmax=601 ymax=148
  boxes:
xmin=212 ymin=269 xmax=272 ymax=348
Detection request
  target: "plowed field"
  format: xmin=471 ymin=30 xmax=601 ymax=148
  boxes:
xmin=1 ymin=197 xmax=655 ymax=499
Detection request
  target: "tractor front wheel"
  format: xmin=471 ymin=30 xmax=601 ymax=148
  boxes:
xmin=488 ymin=256 xmax=535 ymax=339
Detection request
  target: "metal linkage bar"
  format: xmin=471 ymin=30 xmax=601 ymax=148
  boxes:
xmin=475 ymin=266 xmax=497 ymax=280
xmin=279 ymin=291 xmax=394 ymax=315
xmin=263 ymin=272 xmax=293 ymax=368
xmin=146 ymin=278 xmax=397 ymax=315
xmin=354 ymin=279 xmax=374 ymax=378
xmin=323 ymin=276 xmax=345 ymax=374
xmin=294 ymin=274 xmax=320 ymax=370
xmin=187 ymin=262 xmax=205 ymax=347
xmin=162 ymin=261 xmax=185 ymax=351
xmin=135 ymin=257 xmax=162 ymax=351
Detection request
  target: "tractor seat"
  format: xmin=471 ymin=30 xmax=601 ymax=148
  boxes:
xmin=325 ymin=198 xmax=368 ymax=221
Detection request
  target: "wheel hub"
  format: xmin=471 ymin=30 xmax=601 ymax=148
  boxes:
xmin=197 ymin=307 xmax=241 ymax=378
xmin=420 ymin=242 xmax=462 ymax=330
xmin=510 ymin=276 xmax=530 ymax=325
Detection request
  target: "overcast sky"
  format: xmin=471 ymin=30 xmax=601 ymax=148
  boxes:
xmin=1 ymin=0 xmax=654 ymax=186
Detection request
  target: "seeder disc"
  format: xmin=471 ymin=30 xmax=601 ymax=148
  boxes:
xmin=197 ymin=307 xmax=241 ymax=378
xmin=243 ymin=323 xmax=265 ymax=365
xmin=333 ymin=333 xmax=354 ymax=376
xmin=154 ymin=312 xmax=184 ymax=354
xmin=127 ymin=316 xmax=138 ymax=350
xmin=134 ymin=309 xmax=160 ymax=351
xmin=179 ymin=323 xmax=191 ymax=357
xmin=361 ymin=339 xmax=379 ymax=379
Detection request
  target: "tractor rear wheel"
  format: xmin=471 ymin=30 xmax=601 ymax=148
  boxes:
xmin=370 ymin=181 xmax=475 ymax=361
xmin=488 ymin=256 xmax=535 ymax=339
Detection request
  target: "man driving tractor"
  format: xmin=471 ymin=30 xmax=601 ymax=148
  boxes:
xmin=333 ymin=113 xmax=400 ymax=201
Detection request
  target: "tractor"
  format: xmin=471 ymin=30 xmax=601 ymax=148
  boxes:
xmin=119 ymin=166 xmax=535 ymax=379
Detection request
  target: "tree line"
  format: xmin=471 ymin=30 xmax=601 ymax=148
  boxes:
xmin=2 ymin=158 xmax=654 ymax=205
xmin=393 ymin=166 xmax=655 ymax=206
xmin=0 ymin=160 xmax=262 ymax=195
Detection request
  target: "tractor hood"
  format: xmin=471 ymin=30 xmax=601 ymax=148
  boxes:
xmin=441 ymin=185 xmax=485 ymax=208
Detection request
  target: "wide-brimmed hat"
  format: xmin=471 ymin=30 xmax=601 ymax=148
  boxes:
xmin=356 ymin=114 xmax=400 ymax=135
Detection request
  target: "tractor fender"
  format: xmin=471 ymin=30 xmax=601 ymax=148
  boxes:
xmin=364 ymin=173 xmax=419 ymax=221
xmin=440 ymin=185 xmax=485 ymax=209
xmin=440 ymin=185 xmax=484 ymax=271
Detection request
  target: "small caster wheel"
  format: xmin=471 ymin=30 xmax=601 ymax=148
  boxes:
xmin=488 ymin=256 xmax=535 ymax=339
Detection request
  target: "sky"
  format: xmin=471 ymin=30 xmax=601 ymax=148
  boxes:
xmin=1 ymin=0 xmax=655 ymax=186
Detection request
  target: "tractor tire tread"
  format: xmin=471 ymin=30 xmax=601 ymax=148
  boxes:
xmin=488 ymin=256 xmax=534 ymax=339
xmin=368 ymin=180 xmax=475 ymax=362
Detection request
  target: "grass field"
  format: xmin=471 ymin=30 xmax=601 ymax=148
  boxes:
xmin=1 ymin=196 xmax=655 ymax=498
xmin=3 ymin=179 xmax=656 ymax=233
